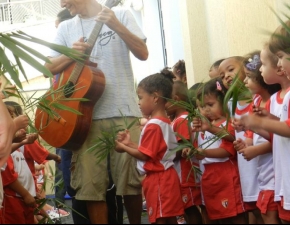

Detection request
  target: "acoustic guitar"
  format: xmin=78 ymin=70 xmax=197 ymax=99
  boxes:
xmin=35 ymin=0 xmax=121 ymax=150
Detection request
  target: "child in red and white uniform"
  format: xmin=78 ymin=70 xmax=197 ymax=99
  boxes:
xmin=115 ymin=71 xmax=184 ymax=224
xmin=234 ymin=48 xmax=281 ymax=223
xmin=1 ymin=149 xmax=36 ymax=224
xmin=241 ymin=22 xmax=290 ymax=223
xmin=166 ymin=81 xmax=202 ymax=224
xmin=192 ymin=78 xmax=246 ymax=223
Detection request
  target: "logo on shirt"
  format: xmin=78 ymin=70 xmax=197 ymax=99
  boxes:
xmin=221 ymin=199 xmax=229 ymax=208
xmin=201 ymin=132 xmax=205 ymax=140
xmin=99 ymin=31 xmax=116 ymax=46
xmin=284 ymin=104 xmax=288 ymax=112
xmin=148 ymin=207 xmax=153 ymax=217
xmin=182 ymin=194 xmax=188 ymax=203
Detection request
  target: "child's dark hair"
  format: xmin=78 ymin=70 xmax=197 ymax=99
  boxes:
xmin=138 ymin=70 xmax=175 ymax=100
xmin=269 ymin=20 xmax=290 ymax=54
xmin=4 ymin=101 xmax=23 ymax=116
xmin=189 ymin=83 xmax=203 ymax=108
xmin=173 ymin=81 xmax=189 ymax=103
xmin=173 ymin=60 xmax=186 ymax=78
xmin=244 ymin=50 xmax=281 ymax=95
xmin=197 ymin=78 xmax=227 ymax=104
xmin=210 ymin=58 xmax=225 ymax=70
xmin=57 ymin=9 xmax=74 ymax=23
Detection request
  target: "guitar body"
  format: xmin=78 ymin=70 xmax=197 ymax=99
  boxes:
xmin=35 ymin=62 xmax=105 ymax=150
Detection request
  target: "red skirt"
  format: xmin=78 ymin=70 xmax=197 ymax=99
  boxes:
xmin=202 ymin=160 xmax=245 ymax=220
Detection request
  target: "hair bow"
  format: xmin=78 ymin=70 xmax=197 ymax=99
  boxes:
xmin=246 ymin=54 xmax=260 ymax=71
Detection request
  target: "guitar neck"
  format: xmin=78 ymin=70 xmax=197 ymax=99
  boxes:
xmin=85 ymin=21 xmax=104 ymax=56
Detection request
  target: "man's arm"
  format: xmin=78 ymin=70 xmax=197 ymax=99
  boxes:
xmin=44 ymin=37 xmax=89 ymax=75
xmin=97 ymin=7 xmax=148 ymax=60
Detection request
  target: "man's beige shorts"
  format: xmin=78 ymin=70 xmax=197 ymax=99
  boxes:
xmin=70 ymin=117 xmax=143 ymax=201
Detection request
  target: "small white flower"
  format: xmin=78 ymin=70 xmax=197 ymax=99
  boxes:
xmin=248 ymin=58 xmax=253 ymax=62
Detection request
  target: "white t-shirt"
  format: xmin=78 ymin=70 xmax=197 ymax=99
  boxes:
xmin=268 ymin=91 xmax=284 ymax=202
xmin=11 ymin=149 xmax=36 ymax=197
xmin=234 ymin=102 xmax=259 ymax=202
xmin=274 ymin=89 xmax=290 ymax=209
xmin=49 ymin=7 xmax=146 ymax=120
xmin=251 ymin=96 xmax=274 ymax=192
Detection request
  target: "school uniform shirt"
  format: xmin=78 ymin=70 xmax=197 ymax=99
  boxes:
xmin=172 ymin=112 xmax=200 ymax=187
xmin=247 ymin=96 xmax=275 ymax=192
xmin=2 ymin=151 xmax=36 ymax=197
xmin=1 ymin=156 xmax=18 ymax=196
xmin=197 ymin=120 xmax=245 ymax=220
xmin=20 ymin=141 xmax=49 ymax=177
xmin=234 ymin=101 xmax=259 ymax=203
xmin=266 ymin=90 xmax=286 ymax=203
xmin=137 ymin=117 xmax=184 ymax=223
xmin=137 ymin=117 xmax=177 ymax=175
xmin=1 ymin=153 xmax=35 ymax=224
xmin=274 ymin=89 xmax=290 ymax=210
xmin=171 ymin=112 xmax=202 ymax=208
xmin=11 ymin=150 xmax=36 ymax=197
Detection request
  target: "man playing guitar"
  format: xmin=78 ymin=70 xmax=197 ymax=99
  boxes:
xmin=44 ymin=0 xmax=148 ymax=224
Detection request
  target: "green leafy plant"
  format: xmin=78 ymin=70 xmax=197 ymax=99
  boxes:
xmin=85 ymin=110 xmax=139 ymax=164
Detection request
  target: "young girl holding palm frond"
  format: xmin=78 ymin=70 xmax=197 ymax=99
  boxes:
xmin=233 ymin=49 xmax=281 ymax=224
xmin=192 ymin=78 xmax=246 ymax=224
xmin=115 ymin=71 xmax=184 ymax=224
xmin=241 ymin=21 xmax=290 ymax=223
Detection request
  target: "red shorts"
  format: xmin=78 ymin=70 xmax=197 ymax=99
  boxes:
xmin=277 ymin=199 xmax=290 ymax=221
xmin=244 ymin=202 xmax=258 ymax=211
xmin=202 ymin=160 xmax=245 ymax=220
xmin=2 ymin=195 xmax=34 ymax=224
xmin=256 ymin=190 xmax=277 ymax=214
xmin=143 ymin=167 xmax=184 ymax=223
xmin=181 ymin=186 xmax=202 ymax=209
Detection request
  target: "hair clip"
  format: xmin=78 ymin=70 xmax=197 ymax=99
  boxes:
xmin=246 ymin=54 xmax=260 ymax=71
xmin=216 ymin=81 xmax=222 ymax=91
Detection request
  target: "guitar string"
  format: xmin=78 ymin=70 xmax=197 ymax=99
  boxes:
xmin=79 ymin=17 xmax=87 ymax=43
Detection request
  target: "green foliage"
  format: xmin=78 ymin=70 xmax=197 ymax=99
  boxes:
xmin=0 ymin=30 xmax=85 ymax=89
xmin=85 ymin=112 xmax=139 ymax=164
xmin=223 ymin=74 xmax=252 ymax=118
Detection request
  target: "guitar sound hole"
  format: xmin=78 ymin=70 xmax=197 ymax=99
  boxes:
xmin=64 ymin=81 xmax=75 ymax=98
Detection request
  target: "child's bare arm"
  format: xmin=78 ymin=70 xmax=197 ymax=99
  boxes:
xmin=192 ymin=118 xmax=235 ymax=142
xmin=46 ymin=153 xmax=61 ymax=164
xmin=242 ymin=114 xmax=290 ymax=138
xmin=11 ymin=133 xmax=38 ymax=152
xmin=238 ymin=142 xmax=272 ymax=161
xmin=8 ymin=179 xmax=36 ymax=207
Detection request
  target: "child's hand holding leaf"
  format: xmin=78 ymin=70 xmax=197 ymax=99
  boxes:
xmin=192 ymin=117 xmax=210 ymax=132
xmin=233 ymin=138 xmax=246 ymax=151
xmin=232 ymin=118 xmax=246 ymax=132
xmin=194 ymin=148 xmax=206 ymax=160
xmin=115 ymin=129 xmax=131 ymax=153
